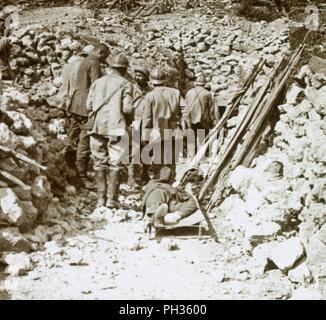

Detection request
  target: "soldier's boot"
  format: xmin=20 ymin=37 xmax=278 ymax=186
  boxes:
xmin=95 ymin=170 xmax=107 ymax=207
xmin=77 ymin=159 xmax=96 ymax=190
xmin=106 ymin=169 xmax=121 ymax=209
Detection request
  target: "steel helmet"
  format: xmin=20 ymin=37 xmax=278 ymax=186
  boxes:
xmin=111 ymin=54 xmax=129 ymax=69
xmin=150 ymin=68 xmax=166 ymax=85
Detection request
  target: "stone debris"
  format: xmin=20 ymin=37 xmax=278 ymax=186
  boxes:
xmin=3 ymin=252 xmax=33 ymax=276
xmin=216 ymin=60 xmax=326 ymax=297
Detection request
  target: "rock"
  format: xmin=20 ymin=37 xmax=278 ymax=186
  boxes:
xmin=6 ymin=111 xmax=33 ymax=135
xmin=129 ymin=238 xmax=145 ymax=251
xmin=0 ymin=227 xmax=32 ymax=252
xmin=162 ymin=238 xmax=179 ymax=251
xmin=4 ymin=252 xmax=33 ymax=276
xmin=290 ymin=286 xmax=322 ymax=300
xmin=245 ymin=222 xmax=281 ymax=247
xmin=288 ymin=262 xmax=312 ymax=284
xmin=269 ymin=238 xmax=305 ymax=272
xmin=0 ymin=188 xmax=25 ymax=226
xmin=304 ymin=224 xmax=326 ymax=279
xmin=286 ymin=85 xmax=303 ymax=104
xmin=31 ymin=176 xmax=52 ymax=214
xmin=197 ymin=42 xmax=209 ymax=52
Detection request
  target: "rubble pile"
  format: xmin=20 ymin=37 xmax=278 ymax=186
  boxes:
xmin=217 ymin=63 xmax=326 ymax=298
xmin=0 ymin=84 xmax=98 ymax=254
xmin=8 ymin=14 xmax=291 ymax=104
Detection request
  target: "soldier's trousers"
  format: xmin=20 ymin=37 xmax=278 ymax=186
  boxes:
xmin=90 ymin=134 xmax=127 ymax=172
xmin=67 ymin=115 xmax=91 ymax=175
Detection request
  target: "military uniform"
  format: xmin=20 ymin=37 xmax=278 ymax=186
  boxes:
xmin=141 ymin=80 xmax=182 ymax=176
xmin=87 ymin=54 xmax=133 ymax=208
xmin=129 ymin=79 xmax=151 ymax=185
xmin=68 ymin=54 xmax=102 ymax=178
xmin=142 ymin=167 xmax=197 ymax=224
xmin=184 ymin=75 xmax=214 ymax=157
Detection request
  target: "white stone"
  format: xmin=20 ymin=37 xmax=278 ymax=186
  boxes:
xmin=4 ymin=252 xmax=33 ymax=276
xmin=288 ymin=262 xmax=312 ymax=284
xmin=0 ymin=188 xmax=25 ymax=226
xmin=269 ymin=238 xmax=305 ymax=271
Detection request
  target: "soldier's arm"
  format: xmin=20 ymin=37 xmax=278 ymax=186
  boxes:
xmin=122 ymin=83 xmax=134 ymax=115
xmin=141 ymin=95 xmax=153 ymax=141
xmin=86 ymin=82 xmax=96 ymax=112
xmin=89 ymin=60 xmax=101 ymax=84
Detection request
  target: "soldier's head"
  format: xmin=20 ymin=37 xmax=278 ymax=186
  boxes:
xmin=150 ymin=68 xmax=166 ymax=87
xmin=195 ymin=73 xmax=206 ymax=87
xmin=134 ymin=65 xmax=149 ymax=86
xmin=93 ymin=43 xmax=110 ymax=63
xmin=111 ymin=54 xmax=129 ymax=75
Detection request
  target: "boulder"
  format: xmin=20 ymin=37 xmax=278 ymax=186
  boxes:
xmin=269 ymin=238 xmax=305 ymax=272
xmin=288 ymin=262 xmax=312 ymax=284
xmin=0 ymin=227 xmax=32 ymax=252
xmin=3 ymin=252 xmax=33 ymax=276
xmin=31 ymin=176 xmax=52 ymax=214
xmin=245 ymin=222 xmax=281 ymax=247
xmin=0 ymin=188 xmax=25 ymax=226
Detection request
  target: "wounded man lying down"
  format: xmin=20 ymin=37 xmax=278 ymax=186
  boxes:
xmin=142 ymin=167 xmax=198 ymax=226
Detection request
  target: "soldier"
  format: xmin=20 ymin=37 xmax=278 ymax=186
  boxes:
xmin=86 ymin=54 xmax=134 ymax=208
xmin=128 ymin=65 xmax=151 ymax=187
xmin=67 ymin=43 xmax=109 ymax=189
xmin=184 ymin=73 xmax=214 ymax=158
xmin=142 ymin=167 xmax=197 ymax=226
xmin=141 ymin=68 xmax=183 ymax=178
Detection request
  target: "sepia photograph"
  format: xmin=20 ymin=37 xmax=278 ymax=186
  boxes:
xmin=0 ymin=0 xmax=325 ymax=303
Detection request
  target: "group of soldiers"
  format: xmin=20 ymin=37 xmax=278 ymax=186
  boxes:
xmin=54 ymin=43 xmax=218 ymax=214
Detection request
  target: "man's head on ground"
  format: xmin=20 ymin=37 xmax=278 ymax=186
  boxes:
xmin=134 ymin=65 xmax=149 ymax=86
xmin=111 ymin=54 xmax=129 ymax=75
xmin=150 ymin=68 xmax=166 ymax=87
xmin=92 ymin=43 xmax=110 ymax=63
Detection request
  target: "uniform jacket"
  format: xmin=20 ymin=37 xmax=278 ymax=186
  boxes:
xmin=185 ymin=86 xmax=214 ymax=127
xmin=141 ymin=86 xmax=182 ymax=141
xmin=133 ymin=83 xmax=150 ymax=127
xmin=47 ymin=56 xmax=83 ymax=110
xmin=142 ymin=178 xmax=197 ymax=218
xmin=69 ymin=55 xmax=101 ymax=117
xmin=86 ymin=71 xmax=134 ymax=137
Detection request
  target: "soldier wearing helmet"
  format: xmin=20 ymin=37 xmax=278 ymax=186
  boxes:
xmin=128 ymin=64 xmax=151 ymax=187
xmin=184 ymin=73 xmax=214 ymax=158
xmin=141 ymin=68 xmax=183 ymax=178
xmin=86 ymin=53 xmax=134 ymax=208
xmin=66 ymin=43 xmax=110 ymax=189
